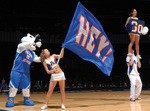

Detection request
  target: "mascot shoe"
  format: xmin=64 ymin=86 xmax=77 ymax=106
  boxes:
xmin=24 ymin=97 xmax=34 ymax=106
xmin=6 ymin=97 xmax=14 ymax=107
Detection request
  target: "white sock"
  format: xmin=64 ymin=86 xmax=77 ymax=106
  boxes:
xmin=9 ymin=87 xmax=18 ymax=97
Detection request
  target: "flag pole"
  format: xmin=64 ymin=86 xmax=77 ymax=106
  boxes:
xmin=56 ymin=47 xmax=64 ymax=68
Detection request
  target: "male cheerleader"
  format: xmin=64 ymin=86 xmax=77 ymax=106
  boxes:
xmin=126 ymin=49 xmax=142 ymax=101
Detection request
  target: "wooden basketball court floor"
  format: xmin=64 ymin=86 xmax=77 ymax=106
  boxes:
xmin=1 ymin=90 xmax=150 ymax=111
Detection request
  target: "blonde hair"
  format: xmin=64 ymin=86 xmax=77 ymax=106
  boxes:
xmin=40 ymin=49 xmax=46 ymax=63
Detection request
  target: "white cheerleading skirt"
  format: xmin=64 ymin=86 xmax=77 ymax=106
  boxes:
xmin=50 ymin=72 xmax=66 ymax=81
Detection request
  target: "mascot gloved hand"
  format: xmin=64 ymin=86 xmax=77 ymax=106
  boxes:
xmin=6 ymin=33 xmax=42 ymax=107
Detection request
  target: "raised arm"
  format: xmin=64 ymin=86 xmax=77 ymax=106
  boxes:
xmin=53 ymin=48 xmax=64 ymax=59
xmin=126 ymin=56 xmax=134 ymax=66
xmin=33 ymin=52 xmax=41 ymax=63
xmin=128 ymin=58 xmax=134 ymax=66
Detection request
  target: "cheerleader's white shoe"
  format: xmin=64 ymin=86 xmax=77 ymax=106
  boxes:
xmin=137 ymin=55 xmax=142 ymax=59
xmin=127 ymin=53 xmax=133 ymax=56
xmin=61 ymin=104 xmax=66 ymax=109
xmin=41 ymin=104 xmax=47 ymax=110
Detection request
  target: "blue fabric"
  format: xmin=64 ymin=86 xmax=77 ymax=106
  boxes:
xmin=12 ymin=43 xmax=34 ymax=74
xmin=6 ymin=97 xmax=14 ymax=107
xmin=126 ymin=22 xmax=133 ymax=32
xmin=129 ymin=65 xmax=133 ymax=74
xmin=24 ymin=97 xmax=34 ymax=106
xmin=129 ymin=18 xmax=145 ymax=35
xmin=46 ymin=58 xmax=57 ymax=70
xmin=9 ymin=71 xmax=30 ymax=89
xmin=62 ymin=2 xmax=114 ymax=76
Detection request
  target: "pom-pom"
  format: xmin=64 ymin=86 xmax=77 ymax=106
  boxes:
xmin=126 ymin=22 xmax=133 ymax=32
xmin=142 ymin=26 xmax=149 ymax=35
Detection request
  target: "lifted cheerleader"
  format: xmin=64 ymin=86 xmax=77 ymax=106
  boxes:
xmin=125 ymin=9 xmax=141 ymax=59
xmin=40 ymin=48 xmax=66 ymax=110
xmin=125 ymin=9 xmax=149 ymax=59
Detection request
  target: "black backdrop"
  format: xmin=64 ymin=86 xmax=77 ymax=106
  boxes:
xmin=0 ymin=0 xmax=150 ymax=88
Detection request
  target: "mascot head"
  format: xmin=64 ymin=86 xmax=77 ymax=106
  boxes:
xmin=21 ymin=33 xmax=42 ymax=51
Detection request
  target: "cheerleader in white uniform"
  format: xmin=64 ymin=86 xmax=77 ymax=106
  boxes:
xmin=40 ymin=49 xmax=66 ymax=110
xmin=126 ymin=49 xmax=142 ymax=101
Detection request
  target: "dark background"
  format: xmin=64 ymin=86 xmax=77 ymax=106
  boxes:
xmin=0 ymin=0 xmax=150 ymax=89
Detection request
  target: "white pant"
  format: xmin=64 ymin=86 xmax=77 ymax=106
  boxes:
xmin=128 ymin=75 xmax=142 ymax=99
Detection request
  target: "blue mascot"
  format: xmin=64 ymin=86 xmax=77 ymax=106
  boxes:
xmin=6 ymin=33 xmax=42 ymax=107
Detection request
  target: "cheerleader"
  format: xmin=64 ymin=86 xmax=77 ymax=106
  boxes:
xmin=125 ymin=9 xmax=141 ymax=59
xmin=126 ymin=49 xmax=142 ymax=101
xmin=40 ymin=49 xmax=66 ymax=110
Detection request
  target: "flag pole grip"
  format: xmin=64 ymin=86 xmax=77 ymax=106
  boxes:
xmin=56 ymin=48 xmax=64 ymax=68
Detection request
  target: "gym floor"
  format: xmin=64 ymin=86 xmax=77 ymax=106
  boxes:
xmin=0 ymin=90 xmax=150 ymax=111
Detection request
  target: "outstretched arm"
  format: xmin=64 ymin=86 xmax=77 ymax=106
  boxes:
xmin=33 ymin=52 xmax=41 ymax=63
xmin=53 ymin=48 xmax=64 ymax=59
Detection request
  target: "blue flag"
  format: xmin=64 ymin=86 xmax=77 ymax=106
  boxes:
xmin=62 ymin=2 xmax=114 ymax=76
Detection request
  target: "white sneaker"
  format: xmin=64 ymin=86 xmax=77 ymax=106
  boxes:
xmin=135 ymin=97 xmax=141 ymax=100
xmin=127 ymin=53 xmax=133 ymax=56
xmin=61 ymin=104 xmax=66 ymax=109
xmin=130 ymin=98 xmax=135 ymax=101
xmin=41 ymin=104 xmax=47 ymax=110
xmin=137 ymin=55 xmax=142 ymax=59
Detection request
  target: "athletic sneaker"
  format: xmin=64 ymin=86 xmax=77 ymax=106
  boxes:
xmin=130 ymin=98 xmax=135 ymax=101
xmin=135 ymin=97 xmax=141 ymax=100
xmin=61 ymin=104 xmax=66 ymax=109
xmin=127 ymin=53 xmax=133 ymax=56
xmin=137 ymin=55 xmax=142 ymax=59
xmin=41 ymin=104 xmax=47 ymax=110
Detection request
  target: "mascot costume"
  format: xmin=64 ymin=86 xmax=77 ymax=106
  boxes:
xmin=6 ymin=33 xmax=42 ymax=107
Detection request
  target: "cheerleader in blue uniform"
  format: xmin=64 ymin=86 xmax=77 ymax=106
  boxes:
xmin=125 ymin=9 xmax=142 ymax=59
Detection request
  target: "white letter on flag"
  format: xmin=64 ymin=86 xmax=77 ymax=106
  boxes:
xmin=86 ymin=25 xmax=101 ymax=53
xmin=75 ymin=15 xmax=90 ymax=47
xmin=95 ymin=35 xmax=110 ymax=58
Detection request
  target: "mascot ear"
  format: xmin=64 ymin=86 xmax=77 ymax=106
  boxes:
xmin=142 ymin=26 xmax=149 ymax=35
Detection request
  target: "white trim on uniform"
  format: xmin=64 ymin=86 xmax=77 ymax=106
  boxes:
xmin=10 ymin=81 xmax=15 ymax=88
xmin=25 ymin=83 xmax=30 ymax=89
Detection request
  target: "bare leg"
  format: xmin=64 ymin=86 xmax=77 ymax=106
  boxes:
xmin=58 ymin=80 xmax=65 ymax=105
xmin=135 ymin=35 xmax=140 ymax=55
xmin=128 ymin=33 xmax=135 ymax=54
xmin=45 ymin=81 xmax=57 ymax=105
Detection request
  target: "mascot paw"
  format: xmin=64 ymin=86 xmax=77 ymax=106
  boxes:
xmin=6 ymin=97 xmax=14 ymax=107
xmin=24 ymin=97 xmax=34 ymax=106
xmin=35 ymin=41 xmax=42 ymax=48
